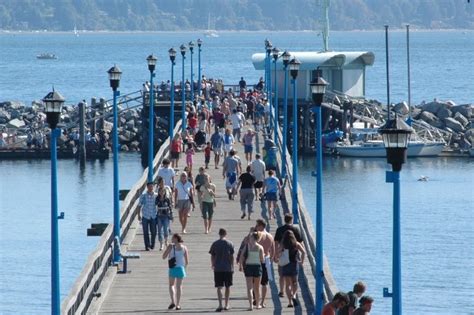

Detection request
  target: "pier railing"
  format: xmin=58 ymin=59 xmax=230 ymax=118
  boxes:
xmin=61 ymin=121 xmax=182 ymax=315
xmin=274 ymin=124 xmax=339 ymax=303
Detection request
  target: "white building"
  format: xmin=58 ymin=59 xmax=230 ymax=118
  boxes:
xmin=251 ymin=51 xmax=375 ymax=101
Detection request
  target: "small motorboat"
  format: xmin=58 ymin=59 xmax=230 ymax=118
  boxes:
xmin=36 ymin=53 xmax=57 ymax=60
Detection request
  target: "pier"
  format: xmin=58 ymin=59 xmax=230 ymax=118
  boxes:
xmin=61 ymin=119 xmax=338 ymax=314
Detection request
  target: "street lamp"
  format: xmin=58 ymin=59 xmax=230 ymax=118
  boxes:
xmin=188 ymin=41 xmax=195 ymax=103
xmin=272 ymin=47 xmax=280 ymax=144
xmin=43 ymin=88 xmax=65 ymax=315
xmin=107 ymin=65 xmax=122 ymax=264
xmin=264 ymin=39 xmax=273 ymax=130
xmin=146 ymin=54 xmax=157 ymax=183
xmin=310 ymin=70 xmax=328 ymax=315
xmin=289 ymin=58 xmax=301 ymax=224
xmin=169 ymin=48 xmax=177 ymax=142
xmin=197 ymin=39 xmax=202 ymax=97
xmin=180 ymin=44 xmax=187 ymax=131
xmin=380 ymin=116 xmax=412 ymax=315
xmin=281 ymin=50 xmax=291 ymax=178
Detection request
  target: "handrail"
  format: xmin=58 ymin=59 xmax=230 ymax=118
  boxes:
xmin=61 ymin=121 xmax=182 ymax=315
xmin=273 ymin=123 xmax=339 ymax=302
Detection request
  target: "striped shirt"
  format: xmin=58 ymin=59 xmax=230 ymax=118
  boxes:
xmin=139 ymin=192 xmax=157 ymax=219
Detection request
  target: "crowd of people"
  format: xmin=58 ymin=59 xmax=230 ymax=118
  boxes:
xmin=135 ymin=78 xmax=373 ymax=313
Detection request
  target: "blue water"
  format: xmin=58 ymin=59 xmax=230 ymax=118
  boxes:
xmin=0 ymin=31 xmax=473 ymax=314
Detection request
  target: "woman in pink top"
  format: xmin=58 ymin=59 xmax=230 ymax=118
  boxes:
xmin=185 ymin=143 xmax=195 ymax=171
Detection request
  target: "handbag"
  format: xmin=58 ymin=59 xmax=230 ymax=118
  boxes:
xmin=168 ymin=246 xmax=176 ymax=268
xmin=278 ymin=249 xmax=290 ymax=267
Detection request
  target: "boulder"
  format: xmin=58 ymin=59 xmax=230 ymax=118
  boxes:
xmin=451 ymin=104 xmax=473 ymax=119
xmin=393 ymin=101 xmax=409 ymax=115
xmin=437 ymin=107 xmax=452 ymax=120
xmin=120 ymin=145 xmax=129 ymax=151
xmin=103 ymin=121 xmax=113 ymax=132
xmin=126 ymin=120 xmax=135 ymax=130
xmin=419 ymin=111 xmax=444 ymax=128
xmin=129 ymin=141 xmax=140 ymax=150
xmin=454 ymin=112 xmax=469 ymax=127
xmin=412 ymin=108 xmax=422 ymax=119
xmin=421 ymin=101 xmax=452 ymax=115
xmin=444 ymin=117 xmax=465 ymax=133
xmin=0 ymin=110 xmax=11 ymax=121
xmin=7 ymin=118 xmax=25 ymax=129
xmin=464 ymin=128 xmax=474 ymax=142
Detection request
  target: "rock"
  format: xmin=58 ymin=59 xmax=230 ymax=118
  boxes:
xmin=10 ymin=109 xmax=22 ymax=120
xmin=437 ymin=107 xmax=452 ymax=120
xmin=126 ymin=120 xmax=135 ymax=130
xmin=7 ymin=118 xmax=25 ymax=129
xmin=124 ymin=110 xmax=138 ymax=121
xmin=419 ymin=111 xmax=444 ymax=128
xmin=103 ymin=121 xmax=113 ymax=132
xmin=129 ymin=141 xmax=140 ymax=150
xmin=0 ymin=110 xmax=11 ymax=121
xmin=119 ymin=134 xmax=130 ymax=143
xmin=444 ymin=117 xmax=465 ymax=133
xmin=120 ymin=144 xmax=129 ymax=151
xmin=61 ymin=114 xmax=71 ymax=123
xmin=393 ymin=101 xmax=409 ymax=115
xmin=412 ymin=108 xmax=422 ymax=119
xmin=446 ymin=100 xmax=456 ymax=107
xmin=454 ymin=112 xmax=469 ymax=127
xmin=451 ymin=104 xmax=473 ymax=119
xmin=421 ymin=101 xmax=451 ymax=115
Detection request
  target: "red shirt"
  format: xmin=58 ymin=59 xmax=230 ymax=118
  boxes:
xmin=322 ymin=304 xmax=336 ymax=315
xmin=171 ymin=139 xmax=182 ymax=153
xmin=204 ymin=147 xmax=211 ymax=157
xmin=188 ymin=117 xmax=197 ymax=129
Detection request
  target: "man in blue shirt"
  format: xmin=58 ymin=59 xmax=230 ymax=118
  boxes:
xmin=210 ymin=128 xmax=224 ymax=169
xmin=138 ymin=182 xmax=157 ymax=250
xmin=263 ymin=169 xmax=281 ymax=220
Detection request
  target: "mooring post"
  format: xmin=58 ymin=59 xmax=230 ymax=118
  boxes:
xmin=78 ymin=101 xmax=86 ymax=163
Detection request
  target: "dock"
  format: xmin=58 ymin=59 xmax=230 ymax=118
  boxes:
xmin=61 ymin=121 xmax=338 ymax=314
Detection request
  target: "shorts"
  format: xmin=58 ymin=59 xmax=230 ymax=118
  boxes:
xmin=265 ymin=192 xmax=277 ymax=201
xmin=244 ymin=145 xmax=253 ymax=153
xmin=244 ymin=264 xmax=262 ymax=278
xmin=176 ymin=200 xmax=191 ymax=212
xmin=205 ymin=155 xmax=210 ymax=164
xmin=281 ymin=261 xmax=298 ymax=277
xmin=224 ymin=144 xmax=233 ymax=153
xmin=254 ymin=181 xmax=263 ymax=189
xmin=201 ymin=201 xmax=214 ymax=219
xmin=169 ymin=266 xmax=186 ymax=279
xmin=171 ymin=151 xmax=180 ymax=159
xmin=214 ymin=271 xmax=233 ymax=288
xmin=260 ymin=263 xmax=269 ymax=286
xmin=212 ymin=147 xmax=223 ymax=155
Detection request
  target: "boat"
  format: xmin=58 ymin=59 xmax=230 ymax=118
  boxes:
xmin=36 ymin=53 xmax=57 ymax=60
xmin=336 ymin=140 xmax=445 ymax=157
xmin=204 ymin=13 xmax=219 ymax=38
xmin=74 ymin=25 xmax=79 ymax=37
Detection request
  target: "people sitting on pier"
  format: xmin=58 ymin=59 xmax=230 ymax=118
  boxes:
xmin=322 ymin=292 xmax=350 ymax=315
xmin=162 ymin=233 xmax=189 ymax=311
xmin=353 ymin=295 xmax=374 ymax=315
xmin=339 ymin=281 xmax=367 ymax=315
xmin=137 ymin=182 xmax=157 ymax=251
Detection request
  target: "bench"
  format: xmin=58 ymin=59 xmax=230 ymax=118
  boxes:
xmin=114 ymin=236 xmax=140 ymax=273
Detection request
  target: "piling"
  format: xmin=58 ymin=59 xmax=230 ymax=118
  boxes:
xmin=78 ymin=101 xmax=86 ymax=163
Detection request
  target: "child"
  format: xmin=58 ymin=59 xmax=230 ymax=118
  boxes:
xmin=204 ymin=142 xmax=211 ymax=169
xmin=185 ymin=143 xmax=195 ymax=172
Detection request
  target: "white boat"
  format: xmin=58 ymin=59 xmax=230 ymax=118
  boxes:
xmin=36 ymin=53 xmax=57 ymax=60
xmin=336 ymin=140 xmax=445 ymax=157
xmin=74 ymin=25 xmax=79 ymax=37
xmin=204 ymin=13 xmax=219 ymax=38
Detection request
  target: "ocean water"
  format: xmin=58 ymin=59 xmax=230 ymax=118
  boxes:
xmin=0 ymin=31 xmax=473 ymax=314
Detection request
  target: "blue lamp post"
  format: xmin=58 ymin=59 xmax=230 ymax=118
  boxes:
xmin=380 ymin=117 xmax=412 ymax=315
xmin=169 ymin=48 xmax=177 ymax=142
xmin=197 ymin=39 xmax=202 ymax=97
xmin=107 ymin=65 xmax=122 ymax=264
xmin=310 ymin=71 xmax=328 ymax=315
xmin=289 ymin=58 xmax=301 ymax=224
xmin=272 ymin=47 xmax=280 ymax=143
xmin=146 ymin=54 xmax=157 ymax=183
xmin=180 ymin=44 xmax=187 ymax=131
xmin=281 ymin=50 xmax=291 ymax=178
xmin=188 ymin=41 xmax=195 ymax=103
xmin=264 ymin=39 xmax=273 ymax=129
xmin=43 ymin=89 xmax=65 ymax=315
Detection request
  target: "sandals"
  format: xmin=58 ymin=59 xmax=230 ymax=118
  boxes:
xmin=176 ymin=306 xmax=181 ymax=310
xmin=168 ymin=303 xmax=175 ymax=310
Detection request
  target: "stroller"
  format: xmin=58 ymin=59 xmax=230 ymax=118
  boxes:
xmin=194 ymin=130 xmax=207 ymax=151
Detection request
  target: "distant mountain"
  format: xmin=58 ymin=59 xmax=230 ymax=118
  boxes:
xmin=0 ymin=0 xmax=472 ymax=31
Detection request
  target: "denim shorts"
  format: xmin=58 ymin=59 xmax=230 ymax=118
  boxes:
xmin=265 ymin=192 xmax=277 ymax=201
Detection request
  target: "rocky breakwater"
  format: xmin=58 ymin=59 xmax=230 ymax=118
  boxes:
xmin=0 ymin=98 xmax=168 ymax=153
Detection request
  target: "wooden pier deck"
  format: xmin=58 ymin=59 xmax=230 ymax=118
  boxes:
xmin=92 ymin=132 xmax=315 ymax=314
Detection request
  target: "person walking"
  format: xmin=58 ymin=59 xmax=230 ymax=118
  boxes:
xmin=199 ymin=175 xmax=216 ymax=234
xmin=170 ymin=134 xmax=183 ymax=168
xmin=262 ymin=169 xmax=281 ymax=220
xmin=163 ymin=233 xmax=189 ymax=311
xmin=275 ymin=230 xmax=306 ymax=308
xmin=204 ymin=142 xmax=212 ymax=169
xmin=254 ymin=219 xmax=275 ymax=308
xmin=209 ymin=228 xmax=235 ymax=312
xmin=157 ymin=158 xmax=175 ymax=189
xmin=339 ymin=281 xmax=367 ymax=315
xmin=174 ymin=172 xmax=194 ymax=234
xmin=223 ymin=128 xmax=235 ymax=158
xmin=274 ymin=213 xmax=303 ymax=298
xmin=156 ymin=186 xmax=173 ymax=250
xmin=194 ymin=167 xmax=207 ymax=212
xmin=222 ymin=149 xmax=242 ymax=200
xmin=239 ymin=231 xmax=265 ymax=311
xmin=185 ymin=143 xmax=195 ymax=172
xmin=236 ymin=165 xmax=256 ymax=220
xmin=250 ymin=153 xmax=266 ymax=200
xmin=210 ymin=128 xmax=224 ymax=169
xmin=353 ymin=296 xmax=374 ymax=315
xmin=322 ymin=292 xmax=350 ymax=315
xmin=137 ymin=182 xmax=157 ymax=251
xmin=230 ymin=109 xmax=245 ymax=142
xmin=243 ymin=129 xmax=256 ymax=163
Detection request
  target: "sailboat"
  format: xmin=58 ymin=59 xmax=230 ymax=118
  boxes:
xmin=204 ymin=13 xmax=218 ymax=38
xmin=74 ymin=25 xmax=79 ymax=37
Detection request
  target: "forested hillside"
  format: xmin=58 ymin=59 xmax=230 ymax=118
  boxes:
xmin=0 ymin=0 xmax=472 ymax=31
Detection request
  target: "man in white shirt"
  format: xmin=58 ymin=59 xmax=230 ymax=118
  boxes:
xmin=157 ymin=158 xmax=175 ymax=189
xmin=251 ymin=153 xmax=266 ymax=200
xmin=230 ymin=109 xmax=245 ymax=142
xmin=174 ymin=172 xmax=194 ymax=234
